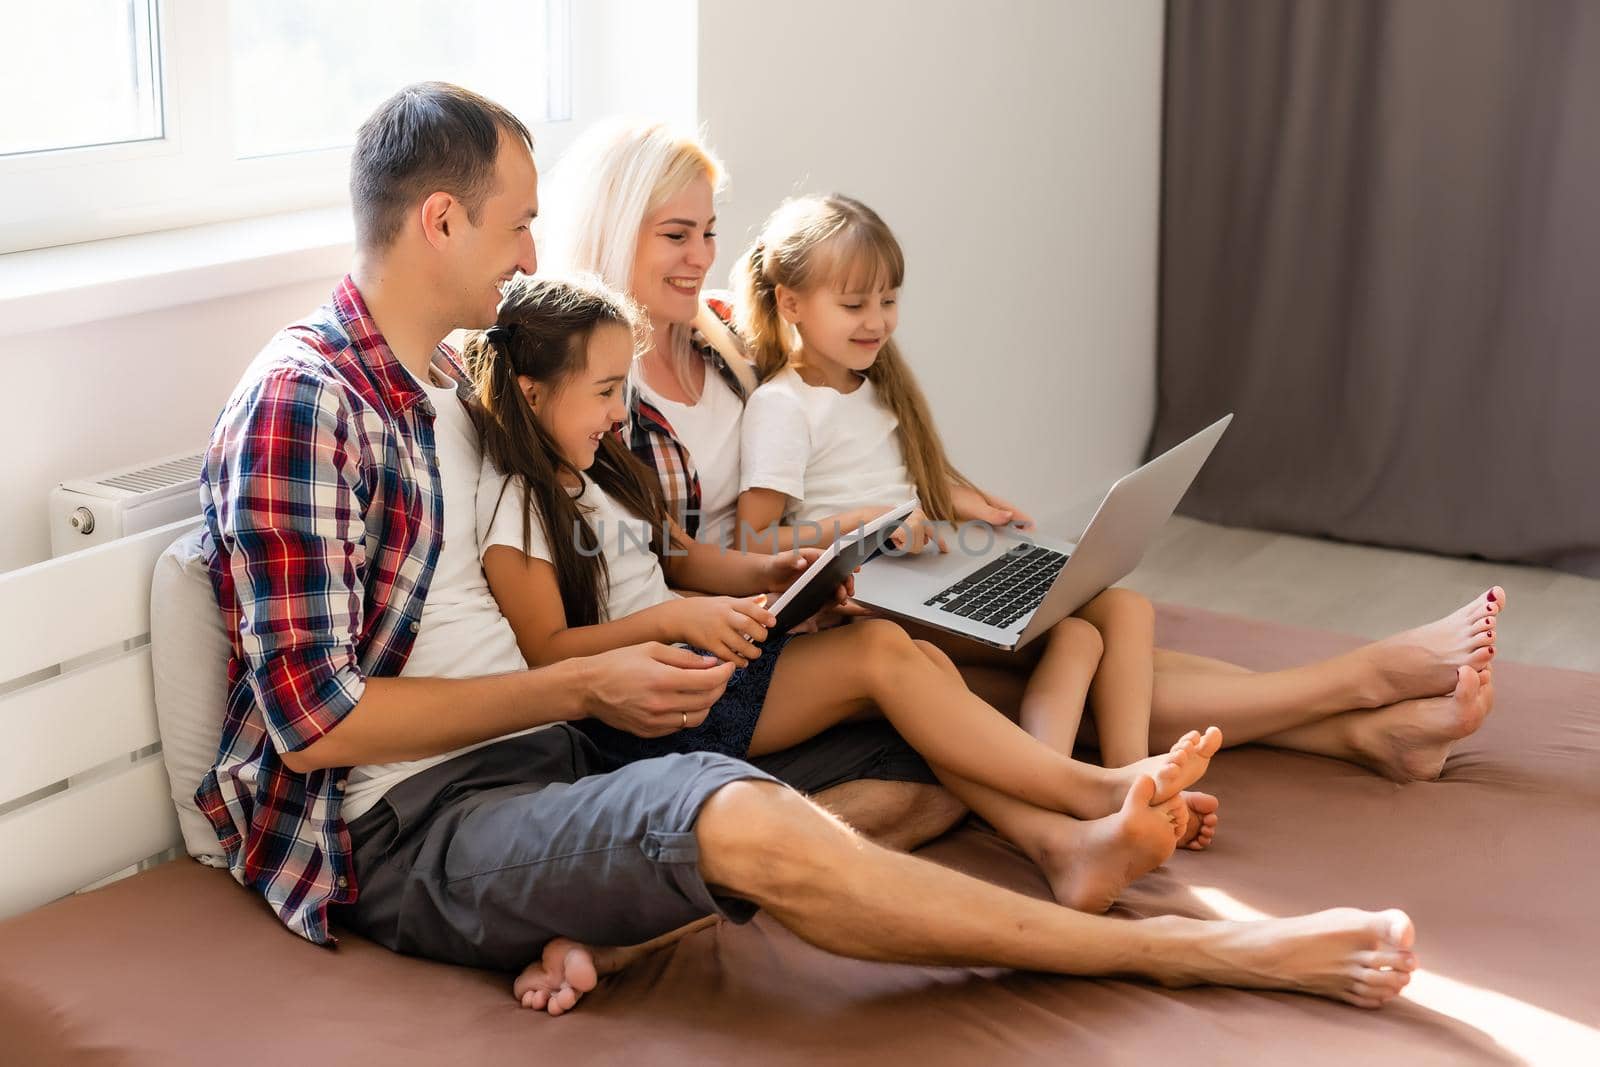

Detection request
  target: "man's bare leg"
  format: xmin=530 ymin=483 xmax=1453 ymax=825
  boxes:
xmin=528 ymin=776 xmax=1346 ymax=1018
xmin=811 ymin=778 xmax=967 ymax=851
xmin=514 ymin=776 xmax=964 ymax=1011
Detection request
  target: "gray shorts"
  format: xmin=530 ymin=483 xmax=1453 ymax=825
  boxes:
xmin=341 ymin=721 xmax=936 ymax=970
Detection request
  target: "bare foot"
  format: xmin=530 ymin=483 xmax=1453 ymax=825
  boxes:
xmin=1180 ymin=907 xmax=1418 ymax=1009
xmin=1104 ymin=727 xmax=1224 ymax=814
xmin=1360 ymin=587 xmax=1503 ymax=704
xmin=1350 ymin=665 xmax=1494 ymax=782
xmin=1040 ymin=775 xmax=1185 ymax=913
xmin=513 ymin=915 xmax=722 ymax=1014
xmin=1177 ymin=791 xmax=1220 ymax=851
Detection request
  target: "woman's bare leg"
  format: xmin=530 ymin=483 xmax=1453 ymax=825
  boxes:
xmin=1148 ymin=588 xmax=1501 ymax=745
xmin=748 ymin=620 xmax=1220 ymax=820
xmin=1145 ymin=589 xmax=1503 ymax=782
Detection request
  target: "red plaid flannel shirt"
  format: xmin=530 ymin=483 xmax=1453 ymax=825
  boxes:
xmin=623 ymin=296 xmax=749 ymax=538
xmin=197 ymin=276 xmax=464 ymax=944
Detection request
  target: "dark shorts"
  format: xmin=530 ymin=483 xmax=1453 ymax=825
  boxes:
xmin=340 ymin=720 xmax=937 ymax=970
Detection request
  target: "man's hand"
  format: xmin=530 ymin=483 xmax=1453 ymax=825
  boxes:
xmin=577 ymin=643 xmax=735 ymax=737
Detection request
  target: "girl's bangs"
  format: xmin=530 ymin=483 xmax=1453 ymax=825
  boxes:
xmin=819 ymin=227 xmax=905 ymax=294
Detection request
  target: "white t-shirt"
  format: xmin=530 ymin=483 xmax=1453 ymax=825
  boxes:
xmin=478 ymin=463 xmax=679 ymax=623
xmin=740 ymin=366 xmax=918 ymax=525
xmin=637 ymin=367 xmax=744 ymax=547
xmin=342 ymin=367 xmax=534 ymax=823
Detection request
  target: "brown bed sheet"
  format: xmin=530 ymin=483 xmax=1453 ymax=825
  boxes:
xmin=3 ymin=605 xmax=1597 ymax=1066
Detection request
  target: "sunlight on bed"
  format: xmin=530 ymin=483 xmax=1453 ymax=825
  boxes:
xmin=1188 ymin=886 xmax=1600 ymax=1065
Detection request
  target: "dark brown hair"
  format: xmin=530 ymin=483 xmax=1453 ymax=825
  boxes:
xmin=350 ymin=81 xmax=533 ymax=250
xmin=466 ymin=275 xmax=673 ymax=627
xmin=734 ymin=194 xmax=970 ymax=521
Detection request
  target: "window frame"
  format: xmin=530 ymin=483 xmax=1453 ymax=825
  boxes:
xmin=0 ymin=0 xmax=575 ymax=255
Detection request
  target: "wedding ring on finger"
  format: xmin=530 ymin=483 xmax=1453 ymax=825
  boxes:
xmin=681 ymin=711 xmax=688 ymax=729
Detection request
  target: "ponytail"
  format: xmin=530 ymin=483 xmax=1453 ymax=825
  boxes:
xmin=465 ymin=275 xmax=673 ymax=627
xmin=733 ymin=239 xmax=791 ymax=382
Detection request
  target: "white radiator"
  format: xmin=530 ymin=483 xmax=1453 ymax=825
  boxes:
xmin=50 ymin=451 xmax=205 ymax=558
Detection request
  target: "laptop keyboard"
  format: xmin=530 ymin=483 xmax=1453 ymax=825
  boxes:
xmin=923 ymin=544 xmax=1070 ymax=630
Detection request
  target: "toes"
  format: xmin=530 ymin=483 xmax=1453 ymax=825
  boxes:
xmin=562 ymin=947 xmax=599 ymax=993
xmin=1380 ymin=909 xmax=1416 ymax=951
xmin=1357 ymin=967 xmax=1412 ymax=992
xmin=1196 ymin=726 xmax=1224 ymax=757
xmin=1355 ymin=949 xmax=1417 ymax=972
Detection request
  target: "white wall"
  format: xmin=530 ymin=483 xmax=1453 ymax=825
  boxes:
xmin=0 ymin=280 xmax=338 ymax=571
xmin=698 ymin=0 xmax=1164 ymax=530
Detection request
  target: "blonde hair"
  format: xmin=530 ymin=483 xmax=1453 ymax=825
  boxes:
xmin=734 ymin=194 xmax=969 ymax=522
xmin=538 ymin=118 xmax=726 ymax=399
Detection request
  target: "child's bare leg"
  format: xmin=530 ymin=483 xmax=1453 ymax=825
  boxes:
xmin=1074 ymin=589 xmax=1157 ymax=767
xmin=1016 ymin=617 xmax=1103 ymax=753
xmin=888 ymin=619 xmax=1098 ymax=754
xmin=912 ymin=640 xmax=1188 ymax=912
xmin=750 ymin=620 xmax=1221 ymax=820
xmin=1075 ymin=591 xmax=1218 ymax=850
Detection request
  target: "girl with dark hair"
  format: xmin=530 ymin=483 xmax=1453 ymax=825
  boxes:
xmin=467 ymin=274 xmax=1224 ymax=913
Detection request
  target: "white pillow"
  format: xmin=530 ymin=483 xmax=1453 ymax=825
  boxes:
xmin=149 ymin=526 xmax=230 ymax=867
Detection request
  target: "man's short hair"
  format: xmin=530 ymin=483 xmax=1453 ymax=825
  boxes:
xmin=350 ymin=81 xmax=533 ymax=250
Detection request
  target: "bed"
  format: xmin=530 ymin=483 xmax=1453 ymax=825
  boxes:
xmin=1 ymin=523 xmax=1596 ymax=1066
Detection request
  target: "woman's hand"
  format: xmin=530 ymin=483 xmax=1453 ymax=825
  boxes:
xmin=662 ymin=594 xmax=776 ymax=667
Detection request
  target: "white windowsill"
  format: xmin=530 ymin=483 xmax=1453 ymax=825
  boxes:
xmin=0 ymin=207 xmax=354 ymax=340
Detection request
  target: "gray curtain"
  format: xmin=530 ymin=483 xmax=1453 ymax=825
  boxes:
xmin=1151 ymin=0 xmax=1600 ymax=577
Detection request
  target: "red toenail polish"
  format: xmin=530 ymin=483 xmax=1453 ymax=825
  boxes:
xmin=1488 ymin=592 xmax=1496 ymax=602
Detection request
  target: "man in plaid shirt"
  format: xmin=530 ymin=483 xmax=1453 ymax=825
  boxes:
xmin=196 ymin=81 xmax=1421 ymax=1016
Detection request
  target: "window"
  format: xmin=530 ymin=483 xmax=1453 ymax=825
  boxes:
xmin=2 ymin=2 xmax=163 ymax=158
xmin=0 ymin=0 xmax=571 ymax=254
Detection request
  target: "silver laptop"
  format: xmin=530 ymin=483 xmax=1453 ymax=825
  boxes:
xmin=851 ymin=414 xmax=1232 ymax=651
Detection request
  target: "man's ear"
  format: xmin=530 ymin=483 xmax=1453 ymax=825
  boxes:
xmin=774 ymin=284 xmax=802 ymax=326
xmin=517 ymin=374 xmax=542 ymax=412
xmin=420 ymin=191 xmax=456 ymax=249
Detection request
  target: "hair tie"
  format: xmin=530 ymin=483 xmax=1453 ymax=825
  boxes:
xmin=485 ymin=323 xmax=517 ymax=350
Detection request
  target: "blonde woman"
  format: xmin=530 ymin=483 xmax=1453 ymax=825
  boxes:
xmin=538 ymin=119 xmax=870 ymax=549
